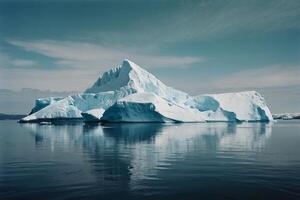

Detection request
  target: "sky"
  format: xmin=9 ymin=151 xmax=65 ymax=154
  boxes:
xmin=0 ymin=0 xmax=299 ymax=113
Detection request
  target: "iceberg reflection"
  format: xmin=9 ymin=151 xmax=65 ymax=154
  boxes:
xmin=22 ymin=122 xmax=273 ymax=188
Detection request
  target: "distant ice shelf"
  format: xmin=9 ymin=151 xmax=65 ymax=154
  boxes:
xmin=20 ymin=59 xmax=273 ymax=123
xmin=272 ymin=113 xmax=300 ymax=120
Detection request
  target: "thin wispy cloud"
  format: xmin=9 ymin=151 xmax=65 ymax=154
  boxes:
xmin=178 ymin=0 xmax=300 ymax=39
xmin=0 ymin=52 xmax=37 ymax=68
xmin=210 ymin=65 xmax=300 ymax=89
xmin=2 ymin=39 xmax=203 ymax=91
xmin=103 ymin=0 xmax=300 ymax=43
xmin=7 ymin=39 xmax=204 ymax=70
xmin=0 ymin=53 xmax=10 ymax=66
xmin=0 ymin=67 xmax=96 ymax=91
xmin=11 ymin=59 xmax=37 ymax=67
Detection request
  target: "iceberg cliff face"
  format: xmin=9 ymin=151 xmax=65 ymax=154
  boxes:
xmin=102 ymin=92 xmax=205 ymax=122
xmin=20 ymin=59 xmax=273 ymax=123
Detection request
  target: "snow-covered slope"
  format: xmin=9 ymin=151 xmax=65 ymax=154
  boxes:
xmin=20 ymin=59 xmax=273 ymax=123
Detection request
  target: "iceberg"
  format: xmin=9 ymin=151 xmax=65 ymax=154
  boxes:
xmin=20 ymin=59 xmax=273 ymax=123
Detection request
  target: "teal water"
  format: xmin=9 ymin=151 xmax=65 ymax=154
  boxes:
xmin=0 ymin=121 xmax=300 ymax=199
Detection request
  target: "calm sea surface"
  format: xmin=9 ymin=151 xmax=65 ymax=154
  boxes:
xmin=0 ymin=120 xmax=300 ymax=200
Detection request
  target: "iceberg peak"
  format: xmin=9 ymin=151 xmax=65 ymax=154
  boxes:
xmin=121 ymin=59 xmax=143 ymax=71
xmin=84 ymin=59 xmax=188 ymax=103
xmin=84 ymin=59 xmax=137 ymax=93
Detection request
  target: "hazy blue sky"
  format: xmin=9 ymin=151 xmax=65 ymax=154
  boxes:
xmin=0 ymin=0 xmax=299 ymax=113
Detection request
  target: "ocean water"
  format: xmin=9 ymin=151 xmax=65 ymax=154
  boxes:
xmin=0 ymin=120 xmax=299 ymax=200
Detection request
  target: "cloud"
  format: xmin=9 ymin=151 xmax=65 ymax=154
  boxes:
xmin=0 ymin=52 xmax=37 ymax=68
xmin=0 ymin=53 xmax=10 ymax=67
xmin=165 ymin=0 xmax=300 ymax=41
xmin=11 ymin=59 xmax=37 ymax=67
xmin=0 ymin=67 xmax=98 ymax=91
xmin=7 ymin=39 xmax=204 ymax=69
xmin=2 ymin=39 xmax=204 ymax=92
xmin=189 ymin=0 xmax=300 ymax=36
xmin=209 ymin=65 xmax=300 ymax=89
xmin=92 ymin=0 xmax=300 ymax=43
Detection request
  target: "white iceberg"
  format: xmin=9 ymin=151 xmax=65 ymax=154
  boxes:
xmin=20 ymin=59 xmax=273 ymax=123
